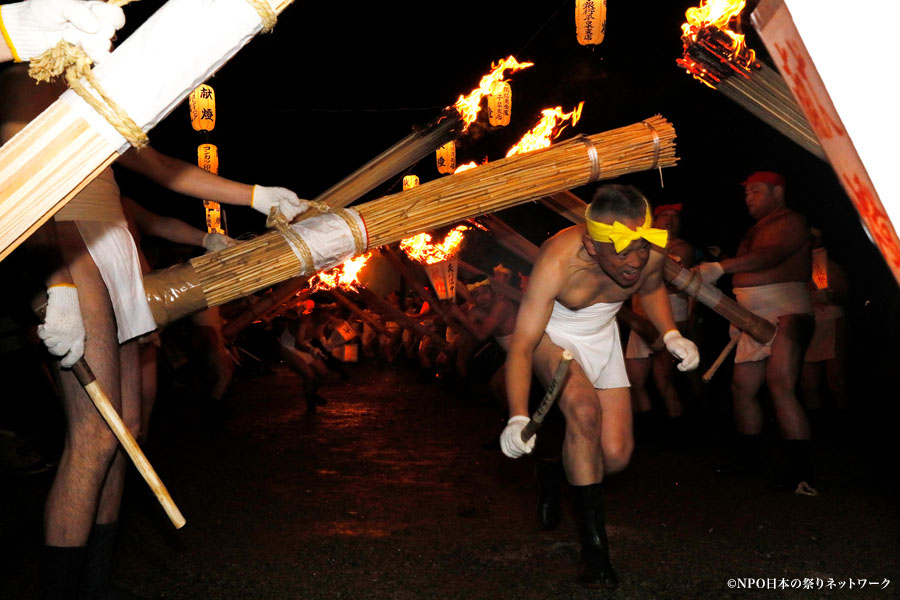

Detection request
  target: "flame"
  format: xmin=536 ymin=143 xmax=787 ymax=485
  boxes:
xmin=505 ymin=102 xmax=584 ymax=157
xmin=679 ymin=0 xmax=756 ymax=86
xmin=308 ymin=252 xmax=372 ymax=292
xmin=400 ymin=225 xmax=468 ymax=265
xmin=453 ymin=161 xmax=479 ymax=174
xmin=452 ymin=56 xmax=534 ymax=130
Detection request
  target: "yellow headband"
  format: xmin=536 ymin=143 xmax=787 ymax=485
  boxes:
xmin=584 ymin=205 xmax=668 ymax=252
xmin=466 ymin=279 xmax=492 ymax=291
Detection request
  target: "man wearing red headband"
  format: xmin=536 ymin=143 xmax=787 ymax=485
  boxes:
xmin=694 ymin=171 xmax=816 ymax=494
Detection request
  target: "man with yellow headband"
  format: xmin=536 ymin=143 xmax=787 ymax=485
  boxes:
xmin=501 ymin=184 xmax=699 ymax=588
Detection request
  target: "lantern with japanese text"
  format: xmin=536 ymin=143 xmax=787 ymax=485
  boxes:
xmin=424 ymin=255 xmax=459 ymax=300
xmin=436 ymin=141 xmax=456 ymax=174
xmin=403 ymin=175 xmax=420 ymax=190
xmin=197 ymin=143 xmax=218 ymax=174
xmin=487 ymin=81 xmax=512 ymax=126
xmin=575 ymin=0 xmax=606 ymax=46
xmin=189 ymin=84 xmax=216 ymax=132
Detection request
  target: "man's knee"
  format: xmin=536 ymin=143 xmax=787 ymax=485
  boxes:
xmin=68 ymin=420 xmax=118 ymax=464
xmin=565 ymin=393 xmax=602 ymax=435
xmin=603 ymin=437 xmax=634 ymax=474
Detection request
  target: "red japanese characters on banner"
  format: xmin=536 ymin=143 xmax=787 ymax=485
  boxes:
xmin=839 ymin=169 xmax=900 ymax=270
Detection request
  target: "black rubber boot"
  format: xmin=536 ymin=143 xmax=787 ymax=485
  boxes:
xmin=83 ymin=522 xmax=147 ymax=600
xmin=535 ymin=459 xmax=564 ymax=530
xmin=572 ymin=483 xmax=618 ymax=589
xmin=39 ymin=545 xmax=86 ymax=600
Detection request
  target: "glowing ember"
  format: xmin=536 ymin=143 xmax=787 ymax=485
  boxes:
xmin=506 ymin=102 xmax=584 ymax=157
xmin=452 ymin=56 xmax=534 ymax=130
xmin=309 ymin=253 xmax=372 ymax=292
xmin=678 ymin=0 xmax=756 ymax=87
xmin=400 ymin=225 xmax=468 ymax=265
xmin=453 ymin=161 xmax=479 ymax=174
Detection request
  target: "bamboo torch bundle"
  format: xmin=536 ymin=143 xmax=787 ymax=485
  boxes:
xmin=143 ymin=116 xmax=677 ymax=325
xmin=677 ymin=1 xmax=824 ymax=160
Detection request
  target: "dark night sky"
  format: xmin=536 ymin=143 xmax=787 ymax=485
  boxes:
xmin=104 ymin=1 xmax=899 ymax=372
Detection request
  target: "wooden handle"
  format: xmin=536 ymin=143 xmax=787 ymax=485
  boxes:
xmin=701 ymin=335 xmax=740 ymax=383
xmin=72 ymin=360 xmax=186 ymax=529
xmin=521 ymin=350 xmax=573 ymax=442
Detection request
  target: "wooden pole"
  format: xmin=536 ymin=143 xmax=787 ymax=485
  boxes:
xmin=354 ymin=287 xmax=447 ymax=349
xmin=701 ymin=334 xmax=740 ymax=383
xmin=380 ymin=246 xmax=452 ymax=322
xmin=330 ymin=288 xmax=388 ymax=335
xmin=71 ymin=359 xmax=185 ymax=529
xmin=222 ymin=276 xmax=309 ymax=341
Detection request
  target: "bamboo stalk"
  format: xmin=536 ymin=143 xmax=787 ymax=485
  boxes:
xmin=0 ymin=0 xmax=295 ymax=261
xmin=142 ymin=118 xmax=676 ymax=323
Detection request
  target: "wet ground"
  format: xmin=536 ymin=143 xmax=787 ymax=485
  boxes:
xmin=2 ymin=359 xmax=899 ymax=599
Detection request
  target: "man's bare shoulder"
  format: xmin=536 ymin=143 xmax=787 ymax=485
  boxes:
xmin=538 ymin=224 xmax=586 ymax=260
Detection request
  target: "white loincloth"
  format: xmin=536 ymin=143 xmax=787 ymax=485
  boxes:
xmin=544 ymin=300 xmax=629 ymax=389
xmin=55 ymin=170 xmax=156 ymax=343
xmin=731 ymin=282 xmax=813 ymax=363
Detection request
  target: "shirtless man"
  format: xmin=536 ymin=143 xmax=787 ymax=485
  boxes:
xmin=500 ymin=184 xmax=700 ymax=587
xmin=694 ymin=171 xmax=815 ymax=493
xmin=449 ymin=274 xmax=517 ymax=401
xmin=1 ymin=66 xmax=308 ymax=598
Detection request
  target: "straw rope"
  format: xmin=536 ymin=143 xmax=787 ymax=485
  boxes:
xmin=26 ymin=0 xmax=279 ymax=148
xmin=146 ymin=117 xmax=675 ymax=314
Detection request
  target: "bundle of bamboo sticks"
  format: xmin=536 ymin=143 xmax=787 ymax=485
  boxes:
xmin=142 ymin=117 xmax=676 ymax=324
xmin=678 ymin=25 xmax=824 ymax=159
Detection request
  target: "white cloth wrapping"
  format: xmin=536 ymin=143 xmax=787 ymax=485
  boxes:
xmin=544 ymin=300 xmax=629 ymax=389
xmin=60 ymin=0 xmax=270 ymax=153
xmin=282 ymin=209 xmax=368 ymax=275
xmin=731 ymin=282 xmax=813 ymax=363
xmin=73 ymin=221 xmax=157 ymax=342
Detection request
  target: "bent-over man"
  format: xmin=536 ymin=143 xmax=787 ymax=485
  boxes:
xmin=501 ymin=184 xmax=700 ymax=588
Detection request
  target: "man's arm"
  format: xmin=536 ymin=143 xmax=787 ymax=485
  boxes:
xmin=123 ymin=197 xmax=205 ymax=247
xmin=118 ymin=146 xmax=253 ymax=206
xmin=719 ymin=212 xmax=808 ymax=275
xmin=449 ymin=300 xmax=506 ymax=342
xmin=505 ymin=249 xmax=565 ymax=418
xmin=638 ymin=252 xmax=699 ymax=371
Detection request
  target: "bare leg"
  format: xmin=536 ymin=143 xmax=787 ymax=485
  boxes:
xmin=652 ymin=350 xmax=683 ymax=418
xmin=731 ymin=360 xmax=766 ymax=435
xmin=45 ymin=226 xmax=120 ymax=547
xmin=766 ymin=314 xmax=813 ymax=440
xmin=625 ymin=357 xmax=651 ymax=413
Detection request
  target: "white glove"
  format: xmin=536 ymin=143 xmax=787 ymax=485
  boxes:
xmin=251 ymin=185 xmax=309 ymax=222
xmin=0 ymin=0 xmax=125 ymax=63
xmin=663 ymin=329 xmax=700 ymax=372
xmin=692 ymin=261 xmax=725 ymax=284
xmin=202 ymin=232 xmax=236 ymax=252
xmin=37 ymin=284 xmax=85 ymax=368
xmin=499 ymin=415 xmax=535 ymax=459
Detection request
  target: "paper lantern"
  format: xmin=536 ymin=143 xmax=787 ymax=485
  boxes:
xmin=197 ymin=143 xmax=219 ymax=174
xmin=327 ymin=320 xmax=358 ymax=347
xmin=487 ymin=81 xmax=512 ymax=127
xmin=331 ymin=343 xmax=359 ymax=363
xmin=436 ymin=141 xmax=456 ymax=174
xmin=189 ymin=84 xmax=216 ymax=132
xmin=423 ymin=255 xmax=459 ymax=300
xmin=575 ymin=0 xmax=607 ymax=46
xmin=403 ymin=175 xmax=420 ymax=190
